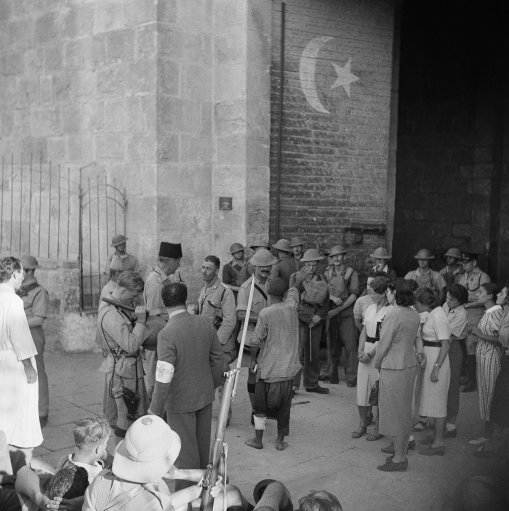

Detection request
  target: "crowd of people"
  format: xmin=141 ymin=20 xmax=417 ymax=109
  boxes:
xmin=0 ymin=233 xmax=508 ymax=508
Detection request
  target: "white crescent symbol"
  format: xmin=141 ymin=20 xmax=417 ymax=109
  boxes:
xmin=299 ymin=36 xmax=334 ymax=114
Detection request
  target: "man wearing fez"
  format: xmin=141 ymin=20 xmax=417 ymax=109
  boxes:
xmin=107 ymin=234 xmax=139 ymax=273
xmin=18 ymin=255 xmax=50 ymax=428
xmin=270 ymin=239 xmax=298 ymax=301
xmin=143 ymin=242 xmax=184 ymax=400
xmin=222 ymin=243 xmax=249 ymax=295
xmin=237 ymin=248 xmax=277 ymax=415
xmin=149 ymin=282 xmax=224 ymax=474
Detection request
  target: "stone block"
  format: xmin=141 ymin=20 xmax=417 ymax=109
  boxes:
xmin=157 ymin=133 xmax=179 ymax=162
xmin=215 ymin=26 xmax=246 ymax=65
xmin=44 ymin=44 xmax=63 ymax=72
xmin=92 ymin=34 xmax=106 ymax=66
xmin=47 ymin=137 xmax=66 ymax=161
xmin=1 ymin=112 xmax=13 ymax=137
xmin=97 ymin=63 xmax=128 ymax=95
xmin=214 ymin=63 xmax=245 ymax=102
xmin=215 ymin=100 xmax=247 ymax=136
xmin=214 ymin=0 xmax=246 ymax=29
xmin=70 ymin=70 xmax=97 ymax=98
xmin=1 ymin=52 xmax=24 ymax=76
xmin=180 ymin=134 xmax=212 ymax=162
xmin=93 ymin=1 xmax=127 ymax=33
xmin=82 ymin=100 xmax=104 ymax=132
xmin=128 ymin=58 xmax=156 ymax=93
xmin=125 ymin=0 xmax=157 ymax=25
xmin=60 ymin=105 xmax=82 ymax=134
xmin=159 ymin=59 xmax=179 ymax=95
xmin=35 ymin=12 xmax=59 ymax=44
xmin=67 ymin=134 xmax=84 ymax=161
xmin=63 ymin=3 xmax=94 ymax=38
xmin=104 ymin=98 xmax=128 ymax=132
xmin=157 ymin=96 xmax=183 ymax=133
xmin=127 ymin=134 xmax=156 ymax=162
xmin=31 ymin=108 xmax=59 ymax=136
xmin=135 ymin=24 xmax=157 ymax=60
xmin=158 ymin=25 xmax=182 ymax=58
xmin=65 ymin=39 xmax=94 ymax=70
xmin=96 ymin=133 xmax=125 ymax=159
xmin=182 ymin=64 xmax=211 ymax=101
xmin=177 ymin=0 xmax=209 ymax=31
xmin=8 ymin=19 xmax=34 ymax=51
xmin=24 ymin=48 xmax=44 ymax=76
xmin=182 ymin=31 xmax=212 ymax=64
xmin=141 ymin=94 xmax=157 ymax=131
xmin=40 ymin=75 xmax=54 ymax=104
xmin=217 ymin=134 xmax=246 ymax=165
xmin=157 ymin=0 xmax=177 ymax=23
xmin=106 ymin=28 xmax=134 ymax=61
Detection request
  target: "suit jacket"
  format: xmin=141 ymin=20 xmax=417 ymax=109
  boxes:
xmin=374 ymin=305 xmax=420 ymax=370
xmin=157 ymin=312 xmax=224 ymax=413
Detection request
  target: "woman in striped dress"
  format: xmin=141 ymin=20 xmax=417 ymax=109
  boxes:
xmin=470 ymin=283 xmax=504 ymax=446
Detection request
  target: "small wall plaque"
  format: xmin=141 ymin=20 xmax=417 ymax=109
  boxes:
xmin=219 ymin=197 xmax=233 ymax=211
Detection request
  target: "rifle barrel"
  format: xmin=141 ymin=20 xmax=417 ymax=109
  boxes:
xmin=101 ymin=297 xmax=135 ymax=313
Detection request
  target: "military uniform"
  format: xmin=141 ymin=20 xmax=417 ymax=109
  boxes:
xmin=439 ymin=264 xmax=463 ymax=288
xmin=222 ymin=259 xmax=249 ymax=292
xmin=19 ymin=279 xmax=50 ymax=419
xmin=270 ymin=256 xmax=298 ymax=301
xmin=97 ymin=304 xmax=147 ymax=432
xmin=106 ymin=253 xmax=139 ymax=273
xmin=404 ymin=268 xmax=446 ymax=297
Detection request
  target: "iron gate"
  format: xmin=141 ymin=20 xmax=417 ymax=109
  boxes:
xmin=0 ymin=154 xmax=127 ymax=311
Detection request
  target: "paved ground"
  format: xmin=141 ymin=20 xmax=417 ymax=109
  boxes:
xmin=34 ymin=350 xmax=496 ymax=511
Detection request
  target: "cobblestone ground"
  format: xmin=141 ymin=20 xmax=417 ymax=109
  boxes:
xmin=35 ymin=351 xmax=495 ymax=511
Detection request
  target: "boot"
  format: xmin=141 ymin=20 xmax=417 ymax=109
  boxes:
xmin=245 ymin=429 xmax=264 ymax=449
xmin=329 ymin=361 xmax=339 ymax=384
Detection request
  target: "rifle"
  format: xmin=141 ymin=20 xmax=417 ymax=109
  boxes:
xmin=201 ymin=276 xmax=256 ymax=511
xmin=101 ymin=297 xmax=135 ymax=313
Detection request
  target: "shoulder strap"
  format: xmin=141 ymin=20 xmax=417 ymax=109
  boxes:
xmin=254 ymin=283 xmax=268 ymax=302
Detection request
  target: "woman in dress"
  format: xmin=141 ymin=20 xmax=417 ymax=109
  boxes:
xmin=443 ymin=283 xmax=469 ymax=438
xmin=352 ymin=275 xmax=390 ymax=441
xmin=415 ymin=288 xmax=451 ymax=456
xmin=374 ymin=279 xmax=421 ymax=472
xmin=470 ymin=282 xmax=504 ymax=447
xmin=0 ymin=256 xmax=43 ymax=467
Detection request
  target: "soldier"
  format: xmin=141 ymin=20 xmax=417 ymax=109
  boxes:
xmin=143 ymin=242 xmax=184 ymax=400
xmin=106 ymin=234 xmax=139 ymax=273
xmin=289 ymin=237 xmax=305 ymax=267
xmin=324 ymin=245 xmax=360 ymax=387
xmin=270 ymin=239 xmax=298 ymax=300
xmin=457 ymin=251 xmax=491 ymax=392
xmin=99 ymin=257 xmax=124 ymax=309
xmin=369 ymin=247 xmax=397 ymax=280
xmin=222 ymin=243 xmax=249 ymax=294
xmin=404 ymin=248 xmax=446 ymax=301
xmin=97 ymin=271 xmax=147 ymax=438
xmin=290 ymin=249 xmax=330 ymax=394
xmin=18 ymin=255 xmax=50 ymax=428
xmin=237 ymin=248 xmax=277 ymax=413
xmin=440 ymin=247 xmax=463 ymax=288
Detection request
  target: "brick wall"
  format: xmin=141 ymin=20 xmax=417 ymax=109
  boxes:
xmin=269 ymin=0 xmax=396 ymax=266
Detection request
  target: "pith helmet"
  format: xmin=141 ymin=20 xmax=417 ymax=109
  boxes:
xmin=250 ymin=248 xmax=278 ymax=267
xmin=229 ymin=242 xmax=244 ymax=255
xmin=370 ymin=247 xmax=391 ymax=260
xmin=300 ymin=248 xmax=323 ymax=262
xmin=272 ymin=239 xmax=292 ymax=253
xmin=328 ymin=245 xmax=347 ymax=257
xmin=289 ymin=237 xmax=304 ymax=248
xmin=21 ymin=255 xmax=38 ymax=269
xmin=111 ymin=234 xmax=127 ymax=247
xmin=250 ymin=240 xmax=270 ymax=250
xmin=414 ymin=248 xmax=435 ymax=260
xmin=444 ymin=247 xmax=461 ymax=260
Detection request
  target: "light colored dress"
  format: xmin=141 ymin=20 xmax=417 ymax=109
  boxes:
xmin=418 ymin=306 xmax=451 ymax=418
xmin=356 ymin=303 xmax=390 ymax=406
xmin=0 ymin=283 xmax=43 ymax=448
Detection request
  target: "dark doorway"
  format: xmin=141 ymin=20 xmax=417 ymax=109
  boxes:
xmin=392 ymin=1 xmax=509 ymax=283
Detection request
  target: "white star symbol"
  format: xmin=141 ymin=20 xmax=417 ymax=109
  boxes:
xmin=331 ymin=59 xmax=359 ymax=97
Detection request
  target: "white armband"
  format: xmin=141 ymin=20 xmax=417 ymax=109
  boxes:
xmin=155 ymin=360 xmax=174 ymax=383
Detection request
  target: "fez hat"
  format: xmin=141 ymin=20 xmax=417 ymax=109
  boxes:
xmin=111 ymin=234 xmax=127 ymax=247
xmin=289 ymin=237 xmax=304 ymax=248
xmin=250 ymin=248 xmax=278 ymax=267
xmin=253 ymin=479 xmax=293 ymax=511
xmin=159 ymin=242 xmax=182 ymax=259
xmin=370 ymin=247 xmax=391 ymax=260
xmin=444 ymin=247 xmax=462 ymax=260
xmin=300 ymin=248 xmax=323 ymax=262
xmin=112 ymin=415 xmax=181 ymax=484
xmin=272 ymin=239 xmax=292 ymax=253
xmin=229 ymin=242 xmax=244 ymax=255
xmin=21 ymin=255 xmax=39 ymax=270
xmin=414 ymin=248 xmax=434 ymax=260
xmin=250 ymin=240 xmax=270 ymax=250
xmin=328 ymin=245 xmax=347 ymax=257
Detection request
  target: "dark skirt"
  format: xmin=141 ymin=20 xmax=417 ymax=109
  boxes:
xmin=491 ymin=354 xmax=509 ymax=428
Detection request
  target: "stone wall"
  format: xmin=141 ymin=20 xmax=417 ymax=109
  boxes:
xmin=269 ymin=0 xmax=396 ymax=266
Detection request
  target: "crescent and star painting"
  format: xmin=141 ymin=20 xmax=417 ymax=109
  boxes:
xmin=299 ymin=36 xmax=359 ymax=114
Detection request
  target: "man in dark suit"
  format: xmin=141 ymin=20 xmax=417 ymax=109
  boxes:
xmin=148 ymin=282 xmax=224 ymax=471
